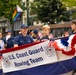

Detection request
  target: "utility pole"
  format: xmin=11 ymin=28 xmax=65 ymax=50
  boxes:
xmin=26 ymin=0 xmax=29 ymax=26
xmin=22 ymin=0 xmax=29 ymax=26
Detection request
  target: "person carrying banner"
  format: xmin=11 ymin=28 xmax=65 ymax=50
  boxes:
xmin=61 ymin=20 xmax=76 ymax=75
xmin=40 ymin=25 xmax=54 ymax=41
xmin=62 ymin=31 xmax=69 ymax=37
xmin=4 ymin=24 xmax=76 ymax=75
xmin=0 ymin=33 xmax=4 ymax=41
xmin=31 ymin=29 xmax=40 ymax=42
xmin=0 ymin=33 xmax=5 ymax=75
xmin=0 ymin=33 xmax=5 ymax=50
xmin=71 ymin=20 xmax=76 ymax=34
xmin=18 ymin=30 xmax=21 ymax=35
xmin=4 ymin=30 xmax=14 ymax=49
xmin=70 ymin=20 xmax=76 ymax=75
xmin=5 ymin=24 xmax=34 ymax=75
xmin=14 ymin=24 xmax=34 ymax=47
xmin=71 ymin=20 xmax=76 ymax=52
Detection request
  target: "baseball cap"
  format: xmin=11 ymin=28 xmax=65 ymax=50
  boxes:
xmin=33 ymin=29 xmax=39 ymax=35
xmin=6 ymin=29 xmax=11 ymax=33
xmin=21 ymin=24 xmax=28 ymax=29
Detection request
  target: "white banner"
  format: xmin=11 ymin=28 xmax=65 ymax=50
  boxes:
xmin=2 ymin=41 xmax=58 ymax=73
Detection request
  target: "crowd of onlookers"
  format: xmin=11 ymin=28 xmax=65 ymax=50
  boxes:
xmin=0 ymin=20 xmax=76 ymax=75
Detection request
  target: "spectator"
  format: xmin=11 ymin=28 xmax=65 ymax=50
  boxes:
xmin=14 ymin=24 xmax=34 ymax=47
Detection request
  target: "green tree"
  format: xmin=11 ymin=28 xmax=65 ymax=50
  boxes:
xmin=0 ymin=0 xmax=23 ymax=23
xmin=31 ymin=0 xmax=70 ymax=24
xmin=61 ymin=0 xmax=76 ymax=8
xmin=61 ymin=0 xmax=76 ymax=20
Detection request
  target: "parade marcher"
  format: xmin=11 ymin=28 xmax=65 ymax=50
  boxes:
xmin=0 ymin=33 xmax=5 ymax=50
xmin=32 ymin=29 xmax=40 ymax=42
xmin=61 ymin=20 xmax=76 ymax=75
xmin=4 ymin=30 xmax=14 ymax=49
xmin=70 ymin=20 xmax=76 ymax=75
xmin=71 ymin=20 xmax=76 ymax=34
xmin=71 ymin=20 xmax=76 ymax=52
xmin=0 ymin=40 xmax=4 ymax=50
xmin=0 ymin=33 xmax=3 ymax=40
xmin=40 ymin=25 xmax=53 ymax=41
xmin=62 ymin=31 xmax=69 ymax=37
xmin=0 ymin=33 xmax=5 ymax=75
xmin=18 ymin=30 xmax=21 ymax=35
xmin=5 ymin=24 xmax=76 ymax=75
xmin=14 ymin=24 xmax=34 ymax=47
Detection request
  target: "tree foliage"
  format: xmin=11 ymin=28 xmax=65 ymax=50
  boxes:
xmin=31 ymin=0 xmax=70 ymax=24
xmin=61 ymin=0 xmax=76 ymax=20
xmin=0 ymin=0 xmax=23 ymax=23
xmin=61 ymin=0 xmax=76 ymax=8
